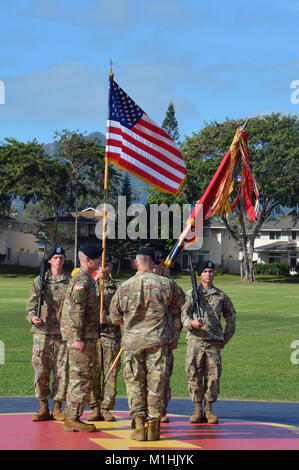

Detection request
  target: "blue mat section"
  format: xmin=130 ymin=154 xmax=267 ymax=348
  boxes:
xmin=1 ymin=397 xmax=298 ymax=426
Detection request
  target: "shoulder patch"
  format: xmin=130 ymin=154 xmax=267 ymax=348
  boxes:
xmin=74 ymin=284 xmax=84 ymax=290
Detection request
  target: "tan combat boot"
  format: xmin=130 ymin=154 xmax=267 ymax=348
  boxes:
xmin=160 ymin=410 xmax=169 ymax=423
xmin=189 ymin=401 xmax=204 ymax=423
xmin=204 ymin=401 xmax=218 ymax=424
xmin=64 ymin=416 xmax=96 ymax=432
xmin=87 ymin=406 xmax=103 ymax=421
xmin=102 ymin=409 xmax=116 ymax=422
xmin=147 ymin=419 xmax=160 ymax=441
xmin=51 ymin=401 xmax=66 ymax=421
xmin=32 ymin=400 xmax=52 ymax=422
xmin=131 ymin=416 xmax=147 ymax=441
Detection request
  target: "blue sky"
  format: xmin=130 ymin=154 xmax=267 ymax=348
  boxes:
xmin=0 ymin=0 xmax=298 ymax=145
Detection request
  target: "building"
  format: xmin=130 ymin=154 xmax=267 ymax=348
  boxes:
xmin=253 ymin=216 xmax=299 ymax=270
xmin=0 ymin=215 xmax=41 ymax=266
xmin=42 ymin=207 xmax=102 ymax=263
xmin=176 ymin=218 xmax=240 ymax=273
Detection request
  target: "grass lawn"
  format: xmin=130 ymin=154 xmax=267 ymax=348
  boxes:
xmin=0 ymin=268 xmax=298 ymax=402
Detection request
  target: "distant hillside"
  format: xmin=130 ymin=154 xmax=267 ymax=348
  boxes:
xmin=43 ymin=131 xmax=150 ymax=204
xmin=43 ymin=131 xmax=106 ymax=156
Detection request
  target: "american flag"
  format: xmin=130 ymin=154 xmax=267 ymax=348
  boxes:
xmin=105 ymin=76 xmax=186 ymax=194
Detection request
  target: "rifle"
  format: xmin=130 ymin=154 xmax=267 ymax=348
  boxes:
xmin=37 ymin=246 xmax=47 ymax=319
xmin=188 ymin=253 xmax=203 ymax=324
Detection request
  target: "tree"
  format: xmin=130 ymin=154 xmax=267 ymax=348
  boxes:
xmin=162 ymin=102 xmax=180 ymax=143
xmin=54 ymin=129 xmax=120 ymax=266
xmin=108 ymin=173 xmax=139 ymax=277
xmin=120 ymin=173 xmax=133 ymax=207
xmin=180 ymin=113 xmax=299 ymax=281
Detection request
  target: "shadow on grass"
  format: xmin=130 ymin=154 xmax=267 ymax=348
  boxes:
xmin=255 ymin=275 xmax=299 ymax=284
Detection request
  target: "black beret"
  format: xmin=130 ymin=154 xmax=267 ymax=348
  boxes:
xmin=47 ymin=245 xmax=65 ymax=260
xmin=198 ymin=260 xmax=215 ymax=275
xmin=137 ymin=246 xmax=156 ymax=262
xmin=79 ymin=244 xmax=103 ymax=260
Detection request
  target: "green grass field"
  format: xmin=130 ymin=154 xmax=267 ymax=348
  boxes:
xmin=0 ymin=270 xmax=298 ymax=402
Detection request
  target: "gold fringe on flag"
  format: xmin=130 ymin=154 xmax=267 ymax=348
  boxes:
xmin=208 ymin=128 xmax=259 ymax=223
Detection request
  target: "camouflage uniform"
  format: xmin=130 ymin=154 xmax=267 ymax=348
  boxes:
xmin=89 ymin=278 xmax=122 ymax=411
xmin=60 ymin=267 xmax=100 ymax=419
xmin=181 ymin=284 xmax=236 ymax=403
xmin=26 ymin=270 xmax=70 ymax=402
xmin=109 ymin=270 xmax=185 ymax=420
xmin=163 ymin=301 xmax=182 ymax=414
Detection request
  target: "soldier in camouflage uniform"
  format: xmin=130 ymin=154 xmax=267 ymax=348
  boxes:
xmin=26 ymin=246 xmax=70 ymax=422
xmin=153 ymin=253 xmax=182 ymax=424
xmin=88 ymin=255 xmax=122 ymax=422
xmin=60 ymin=244 xmax=102 ymax=433
xmin=110 ymin=247 xmax=185 ymax=441
xmin=181 ymin=260 xmax=236 ymax=424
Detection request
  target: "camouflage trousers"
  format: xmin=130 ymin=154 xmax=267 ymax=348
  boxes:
xmin=65 ymin=339 xmax=97 ymax=419
xmin=31 ymin=333 xmax=68 ymax=402
xmin=185 ymin=340 xmax=222 ymax=403
xmin=162 ymin=345 xmax=174 ymax=414
xmin=123 ymin=344 xmax=168 ymax=420
xmin=89 ymin=337 xmax=121 ymax=410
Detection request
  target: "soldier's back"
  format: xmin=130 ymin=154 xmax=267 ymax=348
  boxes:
xmin=114 ymin=270 xmax=177 ymax=351
xmin=61 ymin=267 xmax=99 ymax=342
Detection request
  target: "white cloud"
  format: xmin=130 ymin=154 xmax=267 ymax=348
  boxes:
xmin=0 ymin=61 xmax=107 ymax=122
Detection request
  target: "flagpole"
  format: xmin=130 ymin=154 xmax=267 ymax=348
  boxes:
xmin=99 ymin=60 xmax=114 ymax=330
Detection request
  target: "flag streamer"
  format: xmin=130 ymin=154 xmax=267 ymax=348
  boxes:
xmin=165 ymin=126 xmax=259 ymax=268
xmin=208 ymin=128 xmax=259 ymax=223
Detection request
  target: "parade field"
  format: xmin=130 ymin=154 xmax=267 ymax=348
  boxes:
xmin=0 ymin=271 xmax=298 ymax=402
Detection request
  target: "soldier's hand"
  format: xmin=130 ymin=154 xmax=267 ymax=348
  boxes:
xmin=71 ymin=341 xmax=86 ymax=352
xmin=94 ymin=268 xmax=110 ymax=281
xmin=31 ymin=316 xmax=43 ymax=326
xmin=191 ymin=318 xmax=203 ymax=330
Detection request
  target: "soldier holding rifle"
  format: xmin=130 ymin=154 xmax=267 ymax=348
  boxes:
xmin=181 ymin=260 xmax=236 ymax=424
xmin=26 ymin=246 xmax=70 ymax=422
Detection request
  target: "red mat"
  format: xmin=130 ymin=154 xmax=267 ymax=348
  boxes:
xmin=1 ymin=410 xmax=299 ymax=450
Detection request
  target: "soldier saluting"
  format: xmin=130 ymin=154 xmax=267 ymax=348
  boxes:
xmin=26 ymin=246 xmax=70 ymax=422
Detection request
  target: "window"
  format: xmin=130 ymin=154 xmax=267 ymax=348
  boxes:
xmin=79 ymin=224 xmax=87 ymax=235
xmin=269 ymin=231 xmax=281 ymax=240
xmin=198 ymin=250 xmax=210 ymax=265
xmin=182 ymin=254 xmax=189 ymax=269
xmin=203 ymin=228 xmax=211 ymax=238
xmin=292 ymin=231 xmax=297 ymax=240
xmin=269 ymin=252 xmax=281 ymax=263
xmin=57 ymin=223 xmax=68 ymax=233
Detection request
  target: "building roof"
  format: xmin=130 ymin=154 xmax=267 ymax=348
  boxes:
xmin=2 ymin=214 xmax=41 ymax=226
xmin=259 ymin=216 xmax=299 ymax=231
xmin=42 ymin=208 xmax=102 ymax=223
xmin=255 ymin=241 xmax=298 ymax=252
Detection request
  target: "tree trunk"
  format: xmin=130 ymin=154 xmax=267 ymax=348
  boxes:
xmin=53 ymin=209 xmax=58 ymax=246
xmin=222 ymin=199 xmax=280 ymax=282
xmin=74 ymin=195 xmax=78 ymax=268
xmin=116 ymin=258 xmax=121 ymax=278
